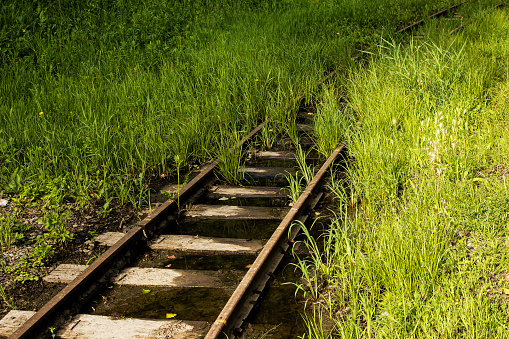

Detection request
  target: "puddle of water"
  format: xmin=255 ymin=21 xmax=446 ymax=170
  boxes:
xmin=245 ymin=263 xmax=307 ymax=338
xmin=134 ymin=250 xmax=256 ymax=271
xmin=175 ymin=219 xmax=280 ymax=239
xmin=86 ymin=286 xmax=231 ymax=322
xmin=241 ymin=176 xmax=291 ymax=187
xmin=246 ymin=159 xmax=318 ymax=169
xmin=197 ymin=196 xmax=290 ymax=207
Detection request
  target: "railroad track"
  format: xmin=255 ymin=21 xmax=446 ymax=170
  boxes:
xmin=0 ymin=2 xmax=494 ymax=338
xmin=1 ymin=109 xmax=341 ymax=339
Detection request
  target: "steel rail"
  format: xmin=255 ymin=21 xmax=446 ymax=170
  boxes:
xmin=297 ymin=1 xmax=469 ymax=104
xmin=8 ymin=119 xmax=269 ymax=339
xmin=203 ymin=4 xmax=472 ymax=337
xmin=205 ymin=144 xmax=344 ymax=339
xmin=450 ymin=2 xmax=505 ymax=35
xmin=449 ymin=24 xmax=464 ymax=35
xmin=395 ymin=1 xmax=466 ymax=34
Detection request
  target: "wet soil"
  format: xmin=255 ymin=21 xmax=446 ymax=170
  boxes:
xmin=133 ymin=250 xmax=256 ymax=271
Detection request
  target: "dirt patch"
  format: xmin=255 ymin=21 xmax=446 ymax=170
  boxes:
xmin=0 ymin=198 xmax=138 ymax=319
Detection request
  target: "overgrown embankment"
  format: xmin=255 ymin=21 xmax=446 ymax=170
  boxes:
xmin=300 ymin=3 xmax=509 ymax=337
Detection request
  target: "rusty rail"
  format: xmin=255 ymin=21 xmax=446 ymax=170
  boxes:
xmin=8 ymin=120 xmax=268 ymax=339
xmin=205 ymin=144 xmax=344 ymax=338
xmin=450 ymin=2 xmax=505 ymax=35
xmin=449 ymin=24 xmax=464 ymax=35
xmin=395 ymin=1 xmax=466 ymax=34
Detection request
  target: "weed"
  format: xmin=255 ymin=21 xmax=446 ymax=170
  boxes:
xmin=0 ymin=284 xmax=14 ymax=309
xmin=286 ymin=123 xmax=300 ymax=148
xmin=38 ymin=209 xmax=73 ymax=246
xmin=174 ymin=154 xmax=185 ymax=207
xmin=0 ymin=0 xmax=454 ymax=213
xmin=0 ymin=214 xmax=25 ymax=251
xmin=288 ymin=221 xmax=324 ymax=302
xmin=285 ymin=172 xmax=304 ymax=204
xmin=259 ymin=324 xmax=281 ymax=339
xmin=299 ymin=306 xmax=330 ymax=339
xmin=293 ymin=5 xmax=509 ymax=337
xmin=260 ymin=124 xmax=278 ymax=150
xmin=216 ymin=132 xmax=245 ymax=185
xmin=87 ymin=229 xmax=98 ymax=240
xmin=314 ymin=87 xmax=352 ymax=158
xmin=295 ymin=145 xmax=315 ymax=185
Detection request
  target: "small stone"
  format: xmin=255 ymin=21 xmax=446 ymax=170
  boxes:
xmin=503 ymin=273 xmax=509 ymax=282
xmin=0 ymin=198 xmax=8 ymax=207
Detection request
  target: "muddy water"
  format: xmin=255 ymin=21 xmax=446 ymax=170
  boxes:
xmin=174 ymin=219 xmax=281 ymax=239
xmin=85 ymin=286 xmax=231 ymax=322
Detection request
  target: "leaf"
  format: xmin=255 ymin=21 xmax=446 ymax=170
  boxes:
xmin=166 ymin=313 xmax=177 ymax=319
xmin=218 ymin=197 xmax=229 ymax=201
xmin=503 ymin=288 xmax=509 ymax=295
xmin=314 ymin=212 xmax=321 ymax=216
xmin=167 ymin=255 xmax=176 ymax=260
xmin=142 ymin=289 xmax=151 ymax=294
xmin=165 ymin=264 xmax=172 ymax=268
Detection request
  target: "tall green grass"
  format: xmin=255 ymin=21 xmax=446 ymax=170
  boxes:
xmin=0 ymin=0 xmax=469 ymax=268
xmin=0 ymin=0 xmax=456 ymax=206
xmin=296 ymin=4 xmax=509 ymax=338
xmin=313 ymin=86 xmax=353 ymax=158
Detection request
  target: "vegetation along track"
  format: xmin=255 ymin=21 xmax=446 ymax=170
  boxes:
xmin=0 ymin=106 xmax=343 ymax=339
xmin=0 ymin=1 xmax=501 ymax=338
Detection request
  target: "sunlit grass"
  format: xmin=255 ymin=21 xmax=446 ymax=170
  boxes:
xmin=0 ymin=0 xmax=457 ymax=208
xmin=0 ymin=0 xmax=472 ymax=295
xmin=294 ymin=4 xmax=509 ymax=337
xmin=313 ymin=86 xmax=353 ymax=158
